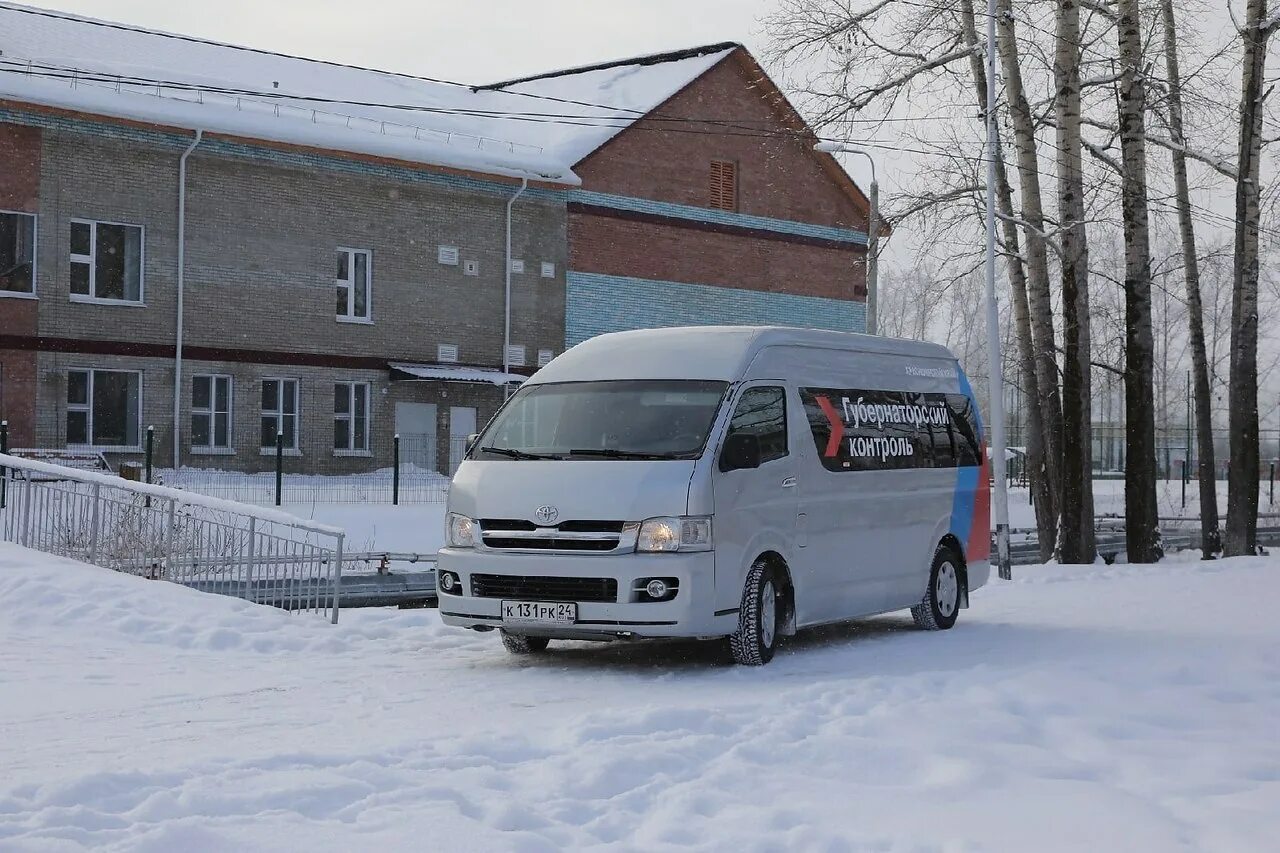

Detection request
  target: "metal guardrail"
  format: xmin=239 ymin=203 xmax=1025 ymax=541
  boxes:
xmin=0 ymin=452 xmax=347 ymax=621
xmin=1008 ymin=523 xmax=1280 ymax=565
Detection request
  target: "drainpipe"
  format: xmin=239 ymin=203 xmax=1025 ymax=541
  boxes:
xmin=173 ymin=129 xmax=203 ymax=470
xmin=504 ymin=177 xmax=528 ymax=400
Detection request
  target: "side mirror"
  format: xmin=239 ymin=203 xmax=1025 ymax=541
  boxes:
xmin=720 ymin=432 xmax=762 ymax=472
xmin=466 ymin=433 xmax=481 ymax=454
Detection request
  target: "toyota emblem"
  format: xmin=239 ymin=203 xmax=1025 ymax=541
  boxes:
xmin=534 ymin=505 xmax=559 ymax=525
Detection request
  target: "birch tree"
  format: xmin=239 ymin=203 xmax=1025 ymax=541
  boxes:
xmin=1159 ymin=0 xmax=1221 ymax=556
xmin=959 ymin=0 xmax=1060 ymax=556
xmin=1225 ymin=0 xmax=1277 ymax=556
xmin=1055 ymin=0 xmax=1097 ymax=563
xmin=1115 ymin=0 xmax=1161 ymax=562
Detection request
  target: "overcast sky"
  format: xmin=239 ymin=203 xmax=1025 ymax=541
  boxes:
xmin=32 ymin=0 xmax=777 ymax=84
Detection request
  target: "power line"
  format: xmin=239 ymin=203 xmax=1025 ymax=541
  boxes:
xmin=0 ymin=62 xmax=970 ymax=145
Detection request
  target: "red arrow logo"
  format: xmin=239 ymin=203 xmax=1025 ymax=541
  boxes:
xmin=815 ymin=395 xmax=845 ymax=457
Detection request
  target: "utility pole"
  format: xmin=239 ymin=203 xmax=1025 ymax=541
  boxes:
xmin=814 ymin=142 xmax=878 ymax=334
xmin=984 ymin=0 xmax=1012 ymax=579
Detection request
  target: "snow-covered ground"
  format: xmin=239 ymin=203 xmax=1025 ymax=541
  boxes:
xmin=2 ymin=543 xmax=1277 ymax=851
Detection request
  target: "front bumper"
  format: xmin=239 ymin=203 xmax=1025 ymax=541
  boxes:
xmin=436 ymin=548 xmax=732 ymax=639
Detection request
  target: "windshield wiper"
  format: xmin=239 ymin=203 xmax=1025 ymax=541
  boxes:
xmin=478 ymin=446 xmax=563 ymax=460
xmin=565 ymin=448 xmax=688 ymax=460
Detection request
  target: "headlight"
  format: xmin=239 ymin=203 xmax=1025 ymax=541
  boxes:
xmin=637 ymin=516 xmax=712 ymax=553
xmin=447 ymin=513 xmax=476 ymax=548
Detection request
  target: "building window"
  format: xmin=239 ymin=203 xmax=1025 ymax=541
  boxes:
xmin=192 ymin=374 xmax=232 ymax=450
xmin=0 ymin=211 xmax=36 ymax=295
xmin=336 ymin=248 xmax=371 ymax=321
xmin=505 ymin=345 xmax=526 ymax=367
xmin=540 ymin=261 xmax=555 ymax=279
xmin=333 ymin=382 xmax=370 ymax=453
xmin=710 ymin=159 xmax=738 ymax=211
xmin=67 ymin=369 xmax=142 ymax=448
xmin=537 ymin=349 xmax=554 ymax=367
xmin=437 ymin=343 xmax=459 ymax=363
xmin=70 ymin=219 xmax=143 ymax=303
xmin=261 ymin=379 xmax=299 ymax=449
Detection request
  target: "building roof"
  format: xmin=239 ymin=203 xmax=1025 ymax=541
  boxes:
xmin=0 ymin=3 xmax=736 ymax=183
xmin=389 ymin=362 xmax=527 ymax=386
xmin=478 ymin=43 xmax=737 ymax=169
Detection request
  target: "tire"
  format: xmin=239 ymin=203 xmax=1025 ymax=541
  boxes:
xmin=911 ymin=544 xmax=963 ymax=631
xmin=729 ymin=559 xmax=781 ymax=666
xmin=500 ymin=631 xmax=550 ymax=654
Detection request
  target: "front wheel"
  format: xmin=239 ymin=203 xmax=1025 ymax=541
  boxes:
xmin=729 ymin=559 xmax=781 ymax=665
xmin=911 ymin=545 xmax=963 ymax=631
xmin=500 ymin=631 xmax=550 ymax=654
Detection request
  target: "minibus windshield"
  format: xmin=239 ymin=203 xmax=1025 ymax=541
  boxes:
xmin=475 ymin=380 xmax=729 ymax=461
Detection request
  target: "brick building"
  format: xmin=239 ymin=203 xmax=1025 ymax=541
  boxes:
xmin=0 ymin=4 xmax=870 ymax=476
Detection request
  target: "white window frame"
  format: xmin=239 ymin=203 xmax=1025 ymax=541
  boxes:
xmin=505 ymin=345 xmax=527 ymax=367
xmin=191 ymin=373 xmax=234 ymax=454
xmin=537 ymin=348 xmax=554 ymax=367
xmin=260 ymin=377 xmax=300 ymax=453
xmin=69 ymin=218 xmax=145 ymax=305
xmin=333 ymin=381 xmax=371 ymax=456
xmin=336 ymin=247 xmax=373 ymax=323
xmin=437 ymin=343 xmax=459 ymax=363
xmin=0 ymin=209 xmax=37 ymax=299
xmin=66 ymin=368 xmax=144 ymax=451
xmin=540 ymin=261 xmax=555 ymax=279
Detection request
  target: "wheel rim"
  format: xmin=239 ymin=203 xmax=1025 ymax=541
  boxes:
xmin=936 ymin=561 xmax=959 ymax=617
xmin=760 ymin=580 xmax=777 ymax=647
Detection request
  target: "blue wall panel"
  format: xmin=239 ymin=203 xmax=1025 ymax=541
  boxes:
xmin=566 ymin=271 xmax=866 ymax=347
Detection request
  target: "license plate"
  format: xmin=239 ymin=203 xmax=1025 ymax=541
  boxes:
xmin=501 ymin=601 xmax=577 ymax=624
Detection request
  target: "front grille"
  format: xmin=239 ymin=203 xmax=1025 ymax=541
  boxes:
xmin=482 ymin=536 xmax=619 ymax=551
xmin=479 ymin=520 xmax=627 ymax=552
xmin=470 ymin=574 xmax=618 ymax=603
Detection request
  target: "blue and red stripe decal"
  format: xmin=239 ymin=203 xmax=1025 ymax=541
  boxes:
xmin=949 ymin=370 xmax=991 ymax=561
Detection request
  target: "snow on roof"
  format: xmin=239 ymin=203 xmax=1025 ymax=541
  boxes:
xmin=389 ymin=362 xmax=526 ymax=386
xmin=0 ymin=3 xmax=734 ymax=182
xmin=479 ymin=43 xmax=738 ymax=167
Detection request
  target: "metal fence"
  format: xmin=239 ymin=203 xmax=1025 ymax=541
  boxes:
xmin=0 ymin=452 xmax=347 ymax=621
xmin=160 ymin=466 xmax=451 ymax=505
xmin=150 ymin=432 xmax=464 ymax=506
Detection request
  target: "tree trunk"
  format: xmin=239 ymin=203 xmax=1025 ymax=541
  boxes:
xmin=994 ymin=0 xmax=1064 ymax=552
xmin=1115 ymin=0 xmax=1161 ymax=562
xmin=1226 ymin=0 xmax=1271 ymax=557
xmin=1160 ymin=0 xmax=1221 ymax=557
xmin=1055 ymin=0 xmax=1096 ymax=563
xmin=959 ymin=0 xmax=1057 ymax=558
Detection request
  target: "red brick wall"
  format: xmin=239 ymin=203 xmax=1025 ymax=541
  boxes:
xmin=0 ymin=121 xmax=41 ymax=445
xmin=569 ymin=211 xmax=866 ymax=300
xmin=576 ymin=52 xmax=868 ymax=234
xmin=0 ymin=122 xmax=41 ymax=211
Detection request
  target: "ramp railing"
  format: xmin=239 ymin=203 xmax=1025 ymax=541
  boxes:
xmin=0 ymin=453 xmax=346 ymax=622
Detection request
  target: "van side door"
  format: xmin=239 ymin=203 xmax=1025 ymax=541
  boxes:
xmin=711 ymin=384 xmax=798 ymax=617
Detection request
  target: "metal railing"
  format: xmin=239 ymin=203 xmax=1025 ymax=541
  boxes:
xmin=0 ymin=452 xmax=346 ymax=621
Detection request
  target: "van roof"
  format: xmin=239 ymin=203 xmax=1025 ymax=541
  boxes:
xmin=531 ymin=326 xmax=957 ymax=384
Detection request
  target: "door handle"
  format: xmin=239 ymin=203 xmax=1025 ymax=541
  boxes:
xmin=781 ymin=477 xmax=797 ymax=489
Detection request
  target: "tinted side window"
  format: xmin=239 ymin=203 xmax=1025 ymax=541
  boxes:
xmin=799 ymin=387 xmax=982 ymax=471
xmin=722 ymin=387 xmax=788 ymax=468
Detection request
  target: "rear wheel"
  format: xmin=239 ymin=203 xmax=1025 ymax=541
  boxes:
xmin=500 ymin=631 xmax=550 ymax=654
xmin=729 ymin=559 xmax=781 ymax=666
xmin=911 ymin=545 xmax=962 ymax=631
